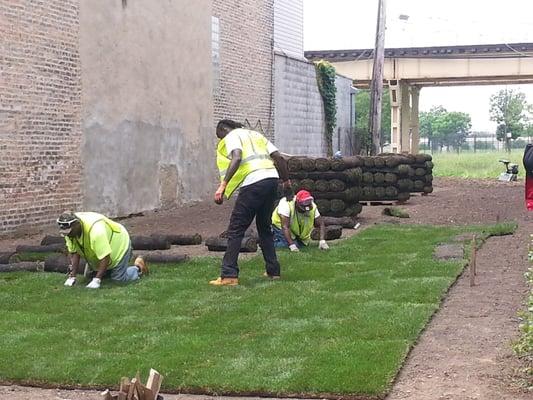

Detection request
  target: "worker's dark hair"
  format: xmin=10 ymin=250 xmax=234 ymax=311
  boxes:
xmin=217 ymin=119 xmax=244 ymax=131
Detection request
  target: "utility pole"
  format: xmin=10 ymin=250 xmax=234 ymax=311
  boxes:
xmin=368 ymin=0 xmax=386 ymax=155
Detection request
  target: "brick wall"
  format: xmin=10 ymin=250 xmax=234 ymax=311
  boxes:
xmin=0 ymin=1 xmax=82 ymax=235
xmin=212 ymin=0 xmax=275 ymax=139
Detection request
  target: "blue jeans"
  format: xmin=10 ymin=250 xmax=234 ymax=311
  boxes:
xmin=110 ymin=245 xmax=139 ymax=282
xmin=272 ymin=226 xmax=305 ymax=249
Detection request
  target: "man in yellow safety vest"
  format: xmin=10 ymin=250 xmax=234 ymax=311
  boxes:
xmin=58 ymin=211 xmax=148 ymax=289
xmin=210 ymin=119 xmax=290 ymax=286
xmin=272 ymin=190 xmax=329 ymax=251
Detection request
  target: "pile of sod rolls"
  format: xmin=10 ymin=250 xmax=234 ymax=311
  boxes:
xmin=287 ymin=153 xmax=433 ymax=217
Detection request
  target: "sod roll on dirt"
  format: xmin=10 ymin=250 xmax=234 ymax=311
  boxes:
xmin=131 ymin=236 xmax=171 ymax=251
xmin=44 ymin=254 xmax=87 ymax=273
xmin=0 ymin=252 xmax=15 ymax=264
xmin=15 ymin=243 xmax=66 ymax=253
xmin=311 ymin=225 xmax=343 ymax=241
xmin=205 ymin=236 xmax=258 ymax=253
xmin=139 ymin=252 xmax=189 ymax=263
xmin=0 ymin=262 xmax=43 ymax=273
xmin=151 ymin=233 xmax=202 ymax=246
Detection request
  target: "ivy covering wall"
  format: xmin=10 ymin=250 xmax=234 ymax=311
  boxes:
xmin=315 ymin=60 xmax=337 ymax=156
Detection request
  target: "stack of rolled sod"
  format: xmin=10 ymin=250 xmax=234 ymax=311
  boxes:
xmin=286 ymin=154 xmax=433 ymax=216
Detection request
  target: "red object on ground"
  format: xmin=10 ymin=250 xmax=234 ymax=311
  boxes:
xmin=526 ymin=176 xmax=533 ymax=210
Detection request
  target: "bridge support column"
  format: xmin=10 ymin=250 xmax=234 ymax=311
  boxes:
xmin=389 ymin=80 xmax=401 ymax=153
xmin=389 ymin=81 xmax=420 ymax=153
xmin=410 ymin=86 xmax=420 ymax=153
xmin=400 ymin=81 xmax=411 ymax=153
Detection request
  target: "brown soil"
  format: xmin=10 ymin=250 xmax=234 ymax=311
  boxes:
xmin=1 ymin=177 xmax=532 ymax=399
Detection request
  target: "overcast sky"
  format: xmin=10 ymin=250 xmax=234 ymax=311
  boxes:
xmin=303 ymin=0 xmax=533 ymax=132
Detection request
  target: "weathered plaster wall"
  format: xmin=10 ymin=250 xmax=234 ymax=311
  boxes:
xmin=80 ymin=0 xmax=214 ymax=216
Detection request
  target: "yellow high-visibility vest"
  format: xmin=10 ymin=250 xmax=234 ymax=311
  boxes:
xmin=216 ymin=128 xmax=276 ymax=198
xmin=65 ymin=212 xmax=129 ymax=269
xmin=272 ymin=200 xmax=317 ymax=245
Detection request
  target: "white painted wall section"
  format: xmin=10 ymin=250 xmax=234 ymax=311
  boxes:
xmin=274 ymin=0 xmax=304 ymax=59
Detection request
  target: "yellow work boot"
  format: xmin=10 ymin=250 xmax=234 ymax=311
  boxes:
xmin=209 ymin=277 xmax=239 ymax=286
xmin=134 ymin=256 xmax=149 ymax=275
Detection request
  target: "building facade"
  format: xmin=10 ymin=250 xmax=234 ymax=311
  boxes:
xmin=273 ymin=0 xmax=354 ymax=156
xmin=1 ymin=0 xmax=215 ymax=235
xmin=212 ymin=0 xmax=275 ymax=139
xmin=0 ymin=0 xmax=354 ymax=235
xmin=0 ymin=0 xmax=83 ymax=234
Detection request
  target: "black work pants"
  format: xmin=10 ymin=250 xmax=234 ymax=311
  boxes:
xmin=221 ymin=178 xmax=281 ymax=278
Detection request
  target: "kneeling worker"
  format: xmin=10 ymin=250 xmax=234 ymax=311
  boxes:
xmin=272 ymin=190 xmax=329 ymax=251
xmin=57 ymin=212 xmax=148 ymax=289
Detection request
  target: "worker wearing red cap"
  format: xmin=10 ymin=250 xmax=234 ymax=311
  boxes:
xmin=271 ymin=190 xmax=329 ymax=251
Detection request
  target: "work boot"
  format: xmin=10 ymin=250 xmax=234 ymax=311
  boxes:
xmin=209 ymin=277 xmax=239 ymax=286
xmin=262 ymin=272 xmax=281 ymax=280
xmin=134 ymin=256 xmax=149 ymax=275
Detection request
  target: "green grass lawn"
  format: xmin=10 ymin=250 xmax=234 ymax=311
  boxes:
xmin=0 ymin=223 xmax=514 ymax=398
xmin=430 ymin=150 xmax=524 ymax=179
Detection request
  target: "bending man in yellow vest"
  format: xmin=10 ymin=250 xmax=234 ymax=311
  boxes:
xmin=272 ymin=190 xmax=329 ymax=251
xmin=211 ymin=119 xmax=290 ymax=286
xmin=58 ymin=211 xmax=148 ymax=289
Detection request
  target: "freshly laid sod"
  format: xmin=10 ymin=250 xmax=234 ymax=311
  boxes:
xmin=0 ymin=223 xmax=513 ymax=398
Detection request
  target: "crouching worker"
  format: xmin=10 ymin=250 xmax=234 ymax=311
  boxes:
xmin=57 ymin=212 xmax=148 ymax=289
xmin=272 ymin=190 xmax=329 ymax=251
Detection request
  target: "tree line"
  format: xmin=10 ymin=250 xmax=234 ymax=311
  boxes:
xmin=354 ymin=88 xmax=533 ymax=152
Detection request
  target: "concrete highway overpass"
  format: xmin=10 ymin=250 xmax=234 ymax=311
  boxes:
xmin=305 ymin=43 xmax=533 ymax=153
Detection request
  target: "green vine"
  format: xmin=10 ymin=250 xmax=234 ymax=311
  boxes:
xmin=315 ymin=60 xmax=337 ymax=156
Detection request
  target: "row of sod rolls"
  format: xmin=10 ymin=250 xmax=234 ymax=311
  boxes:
xmin=287 ymin=154 xmax=433 ymax=216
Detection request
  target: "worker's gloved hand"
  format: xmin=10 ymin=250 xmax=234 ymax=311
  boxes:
xmin=319 ymin=240 xmax=329 ymax=250
xmin=86 ymin=278 xmax=101 ymax=289
xmin=64 ymin=276 xmax=76 ymax=286
xmin=214 ymin=181 xmax=227 ymax=205
xmin=289 ymin=243 xmax=299 ymax=252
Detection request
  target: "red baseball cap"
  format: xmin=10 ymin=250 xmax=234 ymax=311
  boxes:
xmin=295 ymin=190 xmax=314 ymax=206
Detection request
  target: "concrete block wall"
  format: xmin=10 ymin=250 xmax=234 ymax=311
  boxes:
xmin=213 ymin=0 xmax=275 ymax=140
xmin=274 ymin=54 xmax=353 ymax=156
xmin=274 ymin=54 xmax=325 ymax=155
xmin=0 ymin=1 xmax=83 ymax=235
